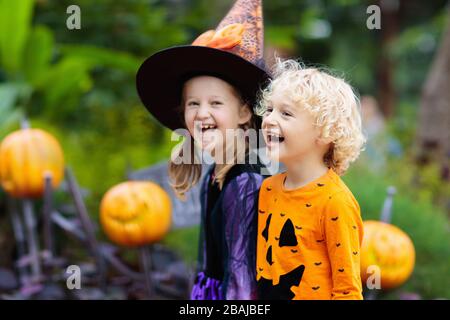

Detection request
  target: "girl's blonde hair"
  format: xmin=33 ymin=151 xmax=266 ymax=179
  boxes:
xmin=256 ymin=59 xmax=366 ymax=175
xmin=169 ymin=79 xmax=257 ymax=199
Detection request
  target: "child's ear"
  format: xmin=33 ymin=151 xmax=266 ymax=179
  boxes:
xmin=238 ymin=104 xmax=252 ymax=125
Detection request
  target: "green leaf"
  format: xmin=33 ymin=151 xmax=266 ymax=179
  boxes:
xmin=0 ymin=83 xmax=20 ymax=110
xmin=0 ymin=0 xmax=34 ymax=75
xmin=0 ymin=83 xmax=25 ymax=134
xmin=266 ymin=26 xmax=297 ymax=50
xmin=23 ymin=25 xmax=54 ymax=85
xmin=36 ymin=57 xmax=93 ymax=112
xmin=60 ymin=45 xmax=141 ymax=73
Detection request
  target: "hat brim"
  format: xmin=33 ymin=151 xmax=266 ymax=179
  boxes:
xmin=136 ymin=45 xmax=270 ymax=131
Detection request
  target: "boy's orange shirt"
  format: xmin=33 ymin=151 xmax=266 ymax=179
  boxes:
xmin=256 ymin=168 xmax=364 ymax=300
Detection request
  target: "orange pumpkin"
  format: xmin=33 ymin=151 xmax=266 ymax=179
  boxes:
xmin=0 ymin=128 xmax=65 ymax=198
xmin=100 ymin=181 xmax=172 ymax=247
xmin=360 ymin=220 xmax=415 ymax=290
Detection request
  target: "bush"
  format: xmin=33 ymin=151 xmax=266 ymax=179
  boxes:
xmin=344 ymin=163 xmax=450 ymax=299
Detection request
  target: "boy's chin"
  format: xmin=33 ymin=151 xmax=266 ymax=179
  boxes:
xmin=265 ymin=147 xmax=283 ymax=163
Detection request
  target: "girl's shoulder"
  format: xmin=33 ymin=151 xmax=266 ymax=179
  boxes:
xmin=221 ymin=163 xmax=267 ymax=193
xmin=225 ymin=163 xmax=267 ymax=183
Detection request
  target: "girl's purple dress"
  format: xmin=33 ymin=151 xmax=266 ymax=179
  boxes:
xmin=190 ymin=163 xmax=265 ymax=300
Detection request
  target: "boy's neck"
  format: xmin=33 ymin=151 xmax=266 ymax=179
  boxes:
xmin=283 ymin=155 xmax=329 ymax=191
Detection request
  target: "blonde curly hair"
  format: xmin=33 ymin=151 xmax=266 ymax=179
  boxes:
xmin=256 ymin=59 xmax=366 ymax=175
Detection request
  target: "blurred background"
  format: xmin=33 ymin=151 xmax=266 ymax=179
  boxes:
xmin=0 ymin=0 xmax=449 ymax=300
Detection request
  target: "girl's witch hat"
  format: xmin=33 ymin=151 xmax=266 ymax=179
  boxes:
xmin=136 ymin=0 xmax=269 ymax=131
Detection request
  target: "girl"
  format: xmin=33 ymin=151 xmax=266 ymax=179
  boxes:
xmin=136 ymin=0 xmax=270 ymax=300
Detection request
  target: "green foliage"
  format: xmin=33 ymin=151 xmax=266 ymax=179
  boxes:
xmin=344 ymin=163 xmax=450 ymax=299
xmin=60 ymin=45 xmax=141 ymax=73
xmin=0 ymin=83 xmax=28 ymax=137
xmin=163 ymin=226 xmax=200 ymax=267
xmin=0 ymin=0 xmax=34 ymax=76
xmin=23 ymin=25 xmax=54 ymax=85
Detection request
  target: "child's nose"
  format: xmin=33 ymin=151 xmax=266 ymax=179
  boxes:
xmin=262 ymin=111 xmax=277 ymax=127
xmin=195 ymin=104 xmax=210 ymax=120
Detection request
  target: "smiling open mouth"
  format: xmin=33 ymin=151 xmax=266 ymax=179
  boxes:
xmin=201 ymin=124 xmax=217 ymax=132
xmin=267 ymin=133 xmax=285 ymax=143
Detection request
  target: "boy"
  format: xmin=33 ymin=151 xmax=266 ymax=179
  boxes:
xmin=255 ymin=59 xmax=366 ymax=300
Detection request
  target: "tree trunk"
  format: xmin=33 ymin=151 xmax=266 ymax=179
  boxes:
xmin=377 ymin=0 xmax=400 ymax=118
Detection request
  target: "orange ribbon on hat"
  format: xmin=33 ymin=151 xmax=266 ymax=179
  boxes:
xmin=192 ymin=23 xmax=245 ymax=50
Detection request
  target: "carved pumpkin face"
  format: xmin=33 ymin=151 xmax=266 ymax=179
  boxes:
xmin=0 ymin=128 xmax=64 ymax=198
xmin=257 ymin=212 xmax=306 ymax=299
xmin=259 ymin=215 xmax=303 ymax=281
xmin=360 ymin=220 xmax=415 ymax=290
xmin=100 ymin=181 xmax=172 ymax=247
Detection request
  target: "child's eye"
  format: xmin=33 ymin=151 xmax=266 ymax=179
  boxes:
xmin=187 ymin=101 xmax=199 ymax=106
xmin=282 ymin=111 xmax=292 ymax=117
xmin=263 ymin=107 xmax=273 ymax=115
xmin=211 ymin=101 xmax=223 ymax=106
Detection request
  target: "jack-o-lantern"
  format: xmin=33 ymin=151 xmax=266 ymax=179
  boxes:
xmin=0 ymin=128 xmax=64 ymax=198
xmin=360 ymin=220 xmax=415 ymax=290
xmin=100 ymin=181 xmax=172 ymax=247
